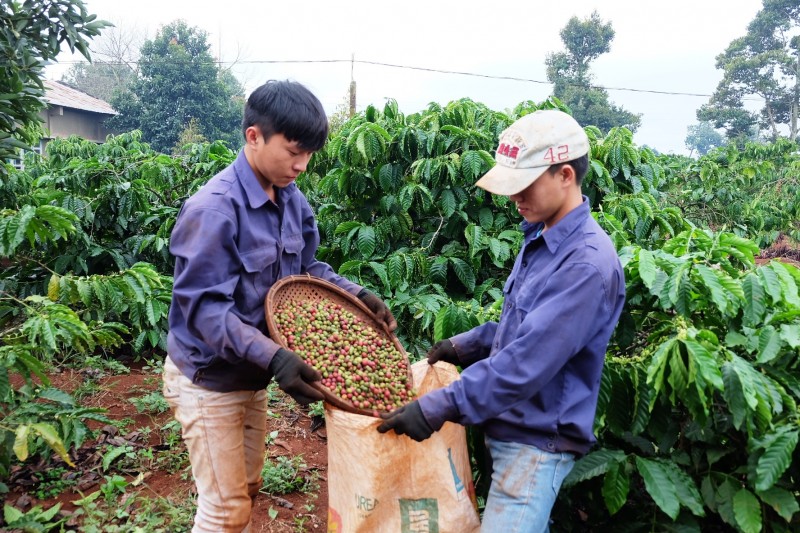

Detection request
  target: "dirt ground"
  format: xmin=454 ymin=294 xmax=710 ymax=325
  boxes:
xmin=755 ymin=233 xmax=800 ymax=267
xmin=5 ymin=361 xmax=330 ymax=532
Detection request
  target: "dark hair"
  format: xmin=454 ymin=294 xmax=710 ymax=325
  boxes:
xmin=242 ymin=80 xmax=329 ymax=151
xmin=551 ymin=154 xmax=589 ymax=185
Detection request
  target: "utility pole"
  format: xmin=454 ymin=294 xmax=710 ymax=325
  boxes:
xmin=349 ymin=53 xmax=357 ymax=118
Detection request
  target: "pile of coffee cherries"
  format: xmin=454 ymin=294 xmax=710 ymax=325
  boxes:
xmin=273 ymin=298 xmax=415 ymax=412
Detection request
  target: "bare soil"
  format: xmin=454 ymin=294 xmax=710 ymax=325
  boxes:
xmin=4 ymin=360 xmax=329 ymax=532
xmin=755 ymin=233 xmax=800 ymax=267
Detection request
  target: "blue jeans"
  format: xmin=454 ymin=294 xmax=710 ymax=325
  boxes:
xmin=480 ymin=437 xmax=575 ymax=533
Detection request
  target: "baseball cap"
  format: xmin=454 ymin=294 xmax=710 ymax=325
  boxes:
xmin=475 ymin=109 xmax=589 ymax=196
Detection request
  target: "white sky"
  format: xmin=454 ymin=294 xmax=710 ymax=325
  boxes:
xmin=48 ymin=0 xmax=763 ymax=155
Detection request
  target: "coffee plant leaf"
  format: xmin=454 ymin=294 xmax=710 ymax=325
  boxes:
xmin=563 ymin=449 xmax=627 ymax=487
xmin=754 ymin=427 xmax=799 ymax=492
xmin=635 ymin=457 xmax=680 ymax=519
xmin=601 ymin=460 xmax=630 ymax=515
xmin=733 ymin=488 xmax=762 ymax=533
xmin=755 ymin=486 xmax=799 ymax=523
xmin=756 ymin=326 xmax=783 ymax=364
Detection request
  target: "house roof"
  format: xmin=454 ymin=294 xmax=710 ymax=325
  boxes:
xmin=43 ymin=79 xmax=117 ymax=115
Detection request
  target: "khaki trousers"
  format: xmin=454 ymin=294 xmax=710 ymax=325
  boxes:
xmin=163 ymin=356 xmax=268 ymax=533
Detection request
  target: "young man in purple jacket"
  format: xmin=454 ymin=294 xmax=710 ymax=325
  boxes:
xmin=164 ymin=80 xmax=395 ymax=532
xmin=378 ymin=109 xmax=625 ymax=532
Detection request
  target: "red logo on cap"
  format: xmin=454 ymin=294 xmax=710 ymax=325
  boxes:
xmin=497 ymin=143 xmax=520 ymax=159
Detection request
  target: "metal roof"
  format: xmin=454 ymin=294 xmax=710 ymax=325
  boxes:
xmin=43 ymin=79 xmax=117 ymax=115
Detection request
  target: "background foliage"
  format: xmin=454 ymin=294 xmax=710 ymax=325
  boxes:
xmin=3 ymin=93 xmax=798 ymax=530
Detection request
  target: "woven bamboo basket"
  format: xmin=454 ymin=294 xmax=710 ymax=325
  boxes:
xmin=265 ymin=274 xmax=412 ymax=417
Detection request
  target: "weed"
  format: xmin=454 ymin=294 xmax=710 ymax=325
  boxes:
xmin=265 ymin=429 xmax=279 ymax=446
xmin=100 ymin=474 xmax=128 ymax=503
xmin=261 ymin=454 xmax=318 ymax=495
xmin=71 ymin=378 xmax=102 ymax=402
xmin=3 ymin=502 xmax=64 ymax=531
xmin=31 ymin=466 xmax=76 ymax=499
xmin=109 ymin=417 xmax=136 ymax=432
xmin=102 ymin=444 xmax=137 ymax=472
xmin=129 ymin=390 xmax=169 ymax=414
xmin=72 ymin=354 xmax=131 ymax=376
xmin=307 ymin=400 xmax=324 ymax=418
xmin=71 ymin=487 xmax=195 ymax=532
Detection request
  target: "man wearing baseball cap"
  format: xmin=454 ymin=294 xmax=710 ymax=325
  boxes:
xmin=379 ymin=109 xmax=626 ymax=531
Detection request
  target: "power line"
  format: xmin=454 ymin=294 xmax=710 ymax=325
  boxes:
xmin=53 ymin=56 xmax=755 ymax=100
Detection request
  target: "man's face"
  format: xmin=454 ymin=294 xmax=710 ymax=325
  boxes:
xmin=508 ymin=166 xmax=571 ymax=228
xmin=247 ymin=130 xmax=314 ymax=190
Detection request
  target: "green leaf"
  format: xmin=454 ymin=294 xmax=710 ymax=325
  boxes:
xmin=439 ymin=189 xmax=456 ymax=217
xmin=4 ymin=503 xmax=24 ymax=525
xmin=684 ymin=338 xmax=723 ymax=391
xmin=102 ymin=445 xmax=132 ymax=471
xmin=449 ymin=257 xmax=476 ymax=293
xmin=722 ymin=362 xmax=749 ymax=430
xmin=635 ymin=457 xmax=679 ymax=519
xmin=638 ymin=248 xmax=657 ymax=288
xmin=38 ymin=387 xmax=75 ymax=406
xmin=460 ymin=150 xmax=484 ymax=180
xmin=756 ymin=326 xmax=784 ymax=364
xmin=779 ymin=323 xmax=800 ymax=349
xmin=695 ymin=264 xmax=731 ymax=315
xmin=755 ymin=427 xmax=798 ymax=492
xmin=356 ymin=226 xmax=376 ymax=258
xmin=563 ymin=449 xmax=626 ymax=487
xmin=601 ymin=461 xmax=630 ymax=515
xmin=742 ymin=274 xmax=766 ymax=326
xmin=664 ymin=460 xmax=705 ymax=517
xmin=757 ymin=486 xmax=799 ymax=523
xmin=733 ymin=488 xmax=762 ymax=533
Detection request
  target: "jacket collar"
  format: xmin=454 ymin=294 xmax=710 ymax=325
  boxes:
xmin=521 ymin=196 xmax=591 ymax=254
xmin=233 ymin=150 xmax=298 ymax=209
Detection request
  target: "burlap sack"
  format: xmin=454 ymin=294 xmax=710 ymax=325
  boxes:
xmin=326 ymin=360 xmax=481 ymax=533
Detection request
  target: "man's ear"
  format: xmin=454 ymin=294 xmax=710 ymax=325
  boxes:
xmin=244 ymin=126 xmax=260 ymax=146
xmin=559 ymin=164 xmax=577 ymax=185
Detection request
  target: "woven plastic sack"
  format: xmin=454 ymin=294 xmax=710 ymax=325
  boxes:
xmin=326 ymin=360 xmax=481 ymax=532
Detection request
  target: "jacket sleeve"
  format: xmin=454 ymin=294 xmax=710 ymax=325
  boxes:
xmin=170 ymin=206 xmax=280 ymax=370
xmin=419 ymin=261 xmax=610 ymax=429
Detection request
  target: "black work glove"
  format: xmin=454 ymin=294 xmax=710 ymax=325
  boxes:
xmin=269 ymin=348 xmax=324 ymax=406
xmin=377 ymin=400 xmax=435 ymax=442
xmin=357 ymin=289 xmax=398 ymax=332
xmin=426 ymin=339 xmax=459 ymax=366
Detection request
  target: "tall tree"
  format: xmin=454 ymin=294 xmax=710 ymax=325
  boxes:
xmin=108 ymin=20 xmax=244 ymax=153
xmin=698 ymin=0 xmax=800 ymax=143
xmin=545 ymin=11 xmax=641 ymax=133
xmin=61 ymin=24 xmax=142 ymax=103
xmin=0 ymin=0 xmax=109 ymax=177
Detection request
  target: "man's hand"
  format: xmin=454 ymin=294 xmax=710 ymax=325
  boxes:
xmin=426 ymin=339 xmax=459 ymax=366
xmin=269 ymin=349 xmax=324 ymax=405
xmin=357 ymin=289 xmax=398 ymax=332
xmin=377 ymin=400 xmax=435 ymax=442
